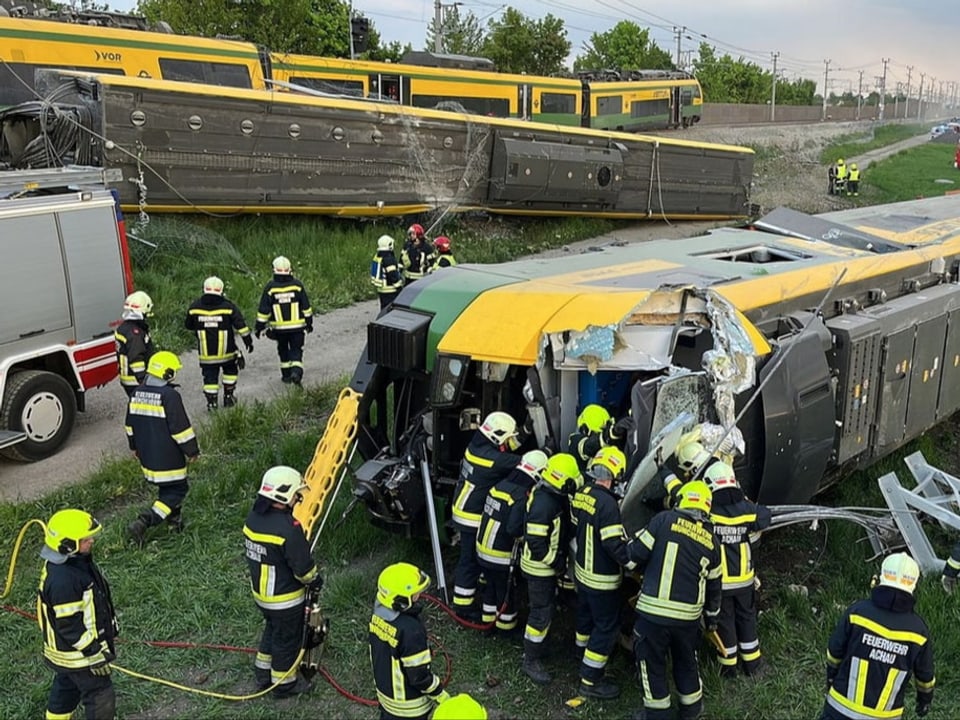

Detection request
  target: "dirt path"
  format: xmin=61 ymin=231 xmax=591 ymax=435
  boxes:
xmin=0 ymin=124 xmax=930 ymax=502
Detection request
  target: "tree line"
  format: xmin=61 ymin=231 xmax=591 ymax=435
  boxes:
xmin=134 ymin=0 xmax=828 ymax=106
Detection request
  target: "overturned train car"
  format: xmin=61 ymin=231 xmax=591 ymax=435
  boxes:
xmin=0 ymin=70 xmax=752 ymax=218
xmin=344 ymin=195 xmax=960 ymax=535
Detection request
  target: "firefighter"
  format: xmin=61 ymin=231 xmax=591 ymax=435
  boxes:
xmin=702 ymin=461 xmax=771 ymax=677
xmin=567 ymin=404 xmax=634 ymax=474
xmin=401 ymin=223 xmax=435 ymax=283
xmin=371 ymin=235 xmax=404 ymax=310
xmin=520 ymin=452 xmax=581 ymax=685
xmin=433 ymin=692 xmax=487 ymax=719
xmin=38 ymin=509 xmax=119 ymax=720
xmin=846 ymin=163 xmax=861 ymax=196
xmin=476 ymin=449 xmax=549 ymax=635
xmin=255 ymin=256 xmax=313 ymax=386
xmin=430 ymin=236 xmax=457 ymax=271
xmin=243 ymin=465 xmax=321 ymax=698
xmin=125 ymin=351 xmax=199 ymax=546
xmin=835 ymin=158 xmax=848 ymax=196
xmin=941 ymin=541 xmax=960 ymax=593
xmin=114 ymin=290 xmax=155 ymax=397
xmin=821 ymin=553 xmax=935 ymax=720
xmin=451 ymin=411 xmax=522 ymax=620
xmin=660 ymin=439 xmax=714 ymax=505
xmin=184 ymin=275 xmax=254 ymax=411
xmin=370 ymin=562 xmax=451 ymax=720
xmin=571 ymin=446 xmax=635 ymax=700
xmin=827 ymin=162 xmax=837 ymax=196
xmin=628 ymin=481 xmax=722 ymax=720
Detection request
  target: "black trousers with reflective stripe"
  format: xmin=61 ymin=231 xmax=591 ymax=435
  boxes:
xmin=145 ymin=480 xmax=189 ymax=524
xmin=453 ymin=528 xmax=481 ymax=612
xmin=716 ymin=587 xmax=760 ymax=672
xmin=257 ymin=603 xmax=305 ymax=684
xmin=575 ymin=583 xmax=621 ymax=683
xmin=201 ymin=359 xmax=239 ymax=392
xmin=274 ymin=331 xmax=305 ymax=381
xmin=634 ymin=614 xmax=703 ymax=720
xmin=46 ymin=665 xmax=115 ymax=720
xmin=523 ymin=574 xmax=557 ymax=655
xmin=478 ymin=561 xmax=515 ymax=628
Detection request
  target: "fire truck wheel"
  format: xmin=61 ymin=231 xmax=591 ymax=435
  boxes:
xmin=0 ymin=370 xmax=77 ymax=462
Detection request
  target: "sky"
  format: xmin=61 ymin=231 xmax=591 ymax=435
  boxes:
xmin=108 ymin=0 xmax=959 ymax=99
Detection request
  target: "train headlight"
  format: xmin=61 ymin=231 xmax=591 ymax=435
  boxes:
xmin=431 ymin=353 xmax=470 ymax=407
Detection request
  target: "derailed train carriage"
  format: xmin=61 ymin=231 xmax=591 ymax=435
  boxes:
xmin=332 ymin=194 xmax=960 ymax=539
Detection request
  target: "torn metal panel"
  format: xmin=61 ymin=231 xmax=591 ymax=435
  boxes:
xmin=754 ymin=207 xmax=904 ymax=253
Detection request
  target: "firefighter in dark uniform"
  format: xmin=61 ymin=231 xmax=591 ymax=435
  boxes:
xmin=941 ymin=541 xmax=960 ymax=593
xmin=255 ymin=256 xmax=313 ymax=386
xmin=452 ymin=411 xmax=521 ymax=620
xmin=369 ymin=562 xmax=451 ymax=719
xmin=401 ymin=223 xmax=435 ymax=284
xmin=114 ymin=290 xmax=155 ymax=397
xmin=628 ymin=481 xmax=722 ymax=720
xmin=430 ymin=236 xmax=457 ymax=271
xmin=567 ymin=404 xmax=634 ymax=474
xmin=476 ymin=449 xmax=548 ymax=634
xmin=660 ymin=439 xmax=716 ymax=505
xmin=371 ymin=235 xmax=404 ymax=310
xmin=520 ymin=452 xmax=581 ymax=685
xmin=822 ymin=553 xmax=935 ymax=720
xmin=571 ymin=446 xmax=635 ymax=700
xmin=185 ymin=275 xmax=254 ymax=411
xmin=38 ymin=509 xmax=119 ymax=720
xmin=243 ymin=465 xmax=321 ymax=698
xmin=125 ymin=351 xmax=199 ymax=546
xmin=702 ymin=461 xmax=771 ymax=677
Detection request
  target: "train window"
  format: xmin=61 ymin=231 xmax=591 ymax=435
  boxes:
xmin=158 ymin=59 xmax=253 ymax=88
xmin=631 ymin=99 xmax=670 ymax=118
xmin=412 ymin=94 xmax=510 ymax=117
xmin=680 ymin=89 xmax=693 ymax=104
xmin=0 ymin=64 xmax=125 ymax=105
xmin=540 ymin=92 xmax=576 ymax=115
xmin=696 ymin=245 xmax=811 ymax=263
xmin=289 ymin=77 xmax=364 ymax=97
xmin=596 ymin=96 xmax=622 ymax=116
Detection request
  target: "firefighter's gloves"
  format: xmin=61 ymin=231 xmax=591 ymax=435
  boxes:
xmin=307 ymin=575 xmax=324 ymax=592
xmin=612 ymin=416 xmax=635 ymax=438
xmin=306 ymin=319 xmax=314 ymax=334
xmin=942 ymin=574 xmax=957 ymax=595
xmin=243 ymin=336 xmax=254 ymax=353
xmin=90 ymin=662 xmax=112 ymax=677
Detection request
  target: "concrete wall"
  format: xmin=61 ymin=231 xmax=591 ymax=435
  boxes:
xmin=700 ymin=101 xmax=950 ymax=125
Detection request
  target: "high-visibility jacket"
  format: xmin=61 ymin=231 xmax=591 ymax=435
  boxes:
xmin=430 ymin=254 xmax=458 ymax=272
xmin=370 ymin=251 xmax=404 ymax=295
xmin=114 ymin=318 xmax=154 ymax=391
xmin=836 ymin=164 xmax=849 ymax=182
xmin=452 ymin=432 xmax=520 ymax=531
xmin=520 ymin=482 xmax=570 ymax=578
xmin=369 ymin=601 xmax=446 ymax=718
xmin=185 ymin=293 xmax=252 ymax=364
xmin=125 ymin=379 xmax=199 ymax=483
xmin=848 ymin=167 xmax=861 ymax=183
xmin=710 ymin=488 xmax=772 ymax=592
xmin=243 ymin=502 xmax=319 ymax=611
xmin=255 ymin=274 xmax=313 ymax=333
xmin=476 ymin=469 xmax=533 ymax=567
xmin=401 ymin=241 xmax=436 ymax=281
xmin=825 ymin=586 xmax=935 ymax=720
xmin=37 ymin=549 xmax=118 ymax=671
xmin=571 ymin=483 xmax=635 ymax=591
xmin=629 ymin=507 xmax=722 ymax=625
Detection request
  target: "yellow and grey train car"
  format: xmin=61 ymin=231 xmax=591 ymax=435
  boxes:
xmin=332 ymin=195 xmax=960 ymax=536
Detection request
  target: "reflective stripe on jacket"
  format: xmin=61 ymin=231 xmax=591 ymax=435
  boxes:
xmin=125 ymin=382 xmax=198 ymax=483
xmin=243 ymin=504 xmax=318 ymax=610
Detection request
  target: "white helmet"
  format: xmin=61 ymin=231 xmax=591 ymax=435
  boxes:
xmin=203 ymin=276 xmax=224 ymax=295
xmin=703 ymin=461 xmax=738 ymax=491
xmin=479 ymin=411 xmax=518 ymax=448
xmin=272 ymin=256 xmax=292 ymax=274
xmin=517 ymin=450 xmax=548 ymax=480
xmin=377 ymin=235 xmax=395 ymax=252
xmin=258 ymin=466 xmax=308 ymax=506
xmin=878 ymin=552 xmax=920 ymax=594
xmin=123 ymin=290 xmax=153 ymax=318
xmin=677 ymin=441 xmax=711 ymax=476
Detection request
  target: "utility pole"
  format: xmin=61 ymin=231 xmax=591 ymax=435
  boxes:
xmin=940 ymin=80 xmax=946 ymax=109
xmin=928 ymin=76 xmax=936 ymax=118
xmin=856 ymin=70 xmax=864 ymax=120
xmin=434 ymin=0 xmax=443 ymax=53
xmin=878 ymin=58 xmax=889 ymax=121
xmin=822 ymin=59 xmax=831 ymax=121
xmin=905 ymin=66 xmax=913 ymax=119
xmin=917 ymin=73 xmax=925 ymax=120
xmin=673 ymin=26 xmax=686 ymax=68
xmin=770 ymin=51 xmax=779 ymax=122
xmin=348 ymin=0 xmax=355 ymax=60
xmin=893 ymin=82 xmax=901 ymax=119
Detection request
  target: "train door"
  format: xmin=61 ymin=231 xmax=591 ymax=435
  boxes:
xmin=580 ymin=81 xmax=592 ymax=127
xmin=517 ymin=84 xmax=533 ymax=120
xmin=671 ymin=85 xmax=682 ymax=127
xmin=370 ymin=73 xmax=404 ymax=103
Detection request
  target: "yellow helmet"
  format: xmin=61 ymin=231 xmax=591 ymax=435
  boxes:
xmin=203 ymin=276 xmax=224 ymax=295
xmin=272 ymin=255 xmax=292 ymax=274
xmin=837 ymin=158 xmax=845 ymax=165
xmin=258 ymin=465 xmax=308 ymax=506
xmin=588 ymin=446 xmax=627 ymax=483
xmin=518 ymin=450 xmax=548 ymax=480
xmin=433 ymin=693 xmax=488 ymax=720
xmin=878 ymin=552 xmax=920 ymax=594
xmin=850 ymin=163 xmax=858 ymax=170
xmin=542 ymin=452 xmax=582 ymax=494
xmin=676 ymin=441 xmax=710 ymax=476
xmin=146 ymin=350 xmax=182 ymax=381
xmin=577 ymin=404 xmax=611 ymax=433
xmin=377 ymin=562 xmax=431 ymax=611
xmin=123 ymin=290 xmax=153 ymax=317
xmin=45 ymin=509 xmax=102 ymax=556
xmin=479 ymin=411 xmax=518 ymax=449
xmin=703 ymin=461 xmax=738 ymax=491
xmin=677 ymin=480 xmax=712 ymax=515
